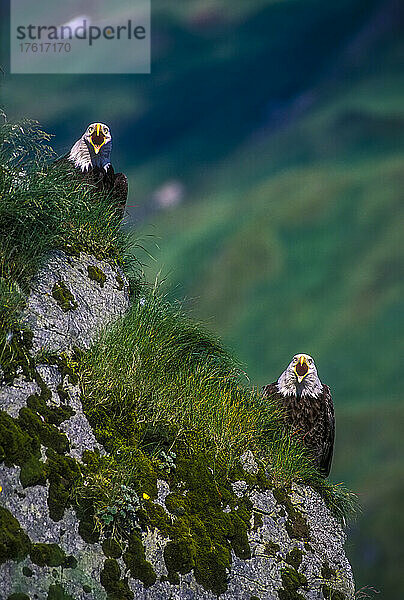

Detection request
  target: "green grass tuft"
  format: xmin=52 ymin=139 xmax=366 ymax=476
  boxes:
xmin=79 ymin=291 xmax=282 ymax=469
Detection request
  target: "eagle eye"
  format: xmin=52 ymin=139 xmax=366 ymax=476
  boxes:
xmin=102 ymin=125 xmax=109 ymax=134
xmin=87 ymin=126 xmax=94 ymax=134
xmin=308 ymin=359 xmax=313 ymax=365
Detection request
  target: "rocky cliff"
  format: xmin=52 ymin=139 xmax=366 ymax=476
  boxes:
xmin=0 ymin=250 xmax=355 ymax=600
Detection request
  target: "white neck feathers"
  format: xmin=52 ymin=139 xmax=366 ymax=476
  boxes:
xmin=68 ymin=137 xmax=111 ymax=172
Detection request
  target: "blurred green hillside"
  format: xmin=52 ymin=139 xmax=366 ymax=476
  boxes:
xmin=1 ymin=0 xmax=403 ymax=597
xmin=129 ymin=2 xmax=404 ymax=404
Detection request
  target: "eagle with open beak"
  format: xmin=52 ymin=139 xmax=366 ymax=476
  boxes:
xmin=85 ymin=122 xmax=111 ymax=156
xmin=262 ymin=353 xmax=335 ymax=477
xmin=294 ymin=354 xmax=310 ymax=384
xmin=65 ymin=122 xmax=128 ymax=218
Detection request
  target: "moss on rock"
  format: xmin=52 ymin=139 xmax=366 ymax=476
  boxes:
xmin=30 ymin=543 xmax=66 ymax=567
xmin=87 ymin=265 xmax=107 ymax=287
xmin=0 ymin=411 xmax=33 ymax=465
xmin=18 ymin=407 xmax=69 ymax=455
xmin=252 ymin=511 xmax=263 ymax=530
xmin=0 ymin=328 xmax=35 ymax=385
xmin=56 ymin=383 xmax=69 ymax=403
xmin=321 ymin=585 xmax=346 ymax=600
xmin=0 ymin=410 xmax=42 ymax=488
xmin=0 ymin=378 xmax=77 ymax=495
xmin=273 ymin=488 xmax=310 ymax=541
xmin=193 ymin=540 xmax=230 ymax=595
xmin=102 ymin=538 xmax=122 ymax=559
xmin=26 ymin=390 xmax=74 ymax=427
xmin=123 ymin=533 xmax=157 ymax=588
xmin=20 ymin=455 xmax=47 ymax=488
xmin=164 ymin=539 xmax=196 ymax=576
xmin=47 ymin=584 xmax=74 ymax=600
xmin=62 ymin=555 xmax=78 ymax=569
xmin=100 ymin=558 xmax=134 ymax=600
xmin=278 ymin=565 xmax=308 ymax=600
xmin=152 ymin=452 xmax=252 ymax=595
xmin=165 ymin=493 xmax=186 ymax=517
xmin=229 ymin=506 xmax=251 ymax=560
xmin=321 ymin=561 xmax=336 ymax=580
xmin=286 ymin=512 xmax=310 ymax=541
xmin=115 ymin=274 xmax=124 ymax=290
xmin=7 ymin=594 xmax=31 ymax=600
xmin=143 ymin=499 xmax=171 ymax=534
xmin=0 ymin=506 xmax=31 ymax=565
xmin=76 ymin=430 xmax=253 ymax=596
xmin=264 ymin=540 xmax=280 ymax=556
xmin=45 ymin=449 xmax=82 ymax=521
xmin=51 ymin=281 xmax=78 ymax=312
xmin=285 ymin=547 xmax=303 ymax=570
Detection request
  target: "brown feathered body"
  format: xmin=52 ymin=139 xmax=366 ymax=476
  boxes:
xmin=263 ymin=356 xmax=335 ymax=477
xmin=83 ymin=164 xmax=128 ymax=218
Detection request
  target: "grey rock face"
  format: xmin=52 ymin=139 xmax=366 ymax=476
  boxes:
xmin=0 ymin=251 xmax=355 ymax=600
xmin=1 ymin=250 xmax=127 ymax=599
xmin=239 ymin=449 xmax=259 ymax=475
xmin=128 ymin=485 xmax=354 ymax=600
xmin=25 ymin=250 xmax=130 ymax=353
xmin=0 ymin=378 xmax=40 ymax=418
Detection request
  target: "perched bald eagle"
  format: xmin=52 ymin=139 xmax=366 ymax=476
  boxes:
xmin=66 ymin=122 xmax=128 ymax=217
xmin=263 ymin=353 xmax=335 ymax=477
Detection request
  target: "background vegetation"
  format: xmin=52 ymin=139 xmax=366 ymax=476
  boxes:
xmin=1 ymin=0 xmax=403 ymax=595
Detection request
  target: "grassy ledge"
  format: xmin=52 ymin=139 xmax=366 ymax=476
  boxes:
xmin=77 ymin=291 xmax=358 ymax=517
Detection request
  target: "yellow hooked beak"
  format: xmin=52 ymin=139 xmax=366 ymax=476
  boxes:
xmin=294 ymin=355 xmax=309 ymax=383
xmin=89 ymin=123 xmax=107 ymax=154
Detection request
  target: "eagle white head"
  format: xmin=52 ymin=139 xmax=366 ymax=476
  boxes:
xmin=277 ymin=353 xmax=323 ymax=398
xmin=68 ymin=122 xmax=112 ymax=172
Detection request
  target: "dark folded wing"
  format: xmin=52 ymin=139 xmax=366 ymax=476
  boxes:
xmin=262 ymin=382 xmax=279 ymax=399
xmin=262 ymin=381 xmax=290 ymax=423
xmin=320 ymin=384 xmax=335 ymax=477
xmin=113 ymin=172 xmax=128 ymax=215
xmin=94 ymin=166 xmax=128 ymax=217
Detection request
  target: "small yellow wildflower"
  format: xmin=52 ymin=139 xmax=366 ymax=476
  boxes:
xmin=142 ymin=492 xmax=150 ymax=500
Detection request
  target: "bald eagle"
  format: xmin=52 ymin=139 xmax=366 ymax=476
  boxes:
xmin=263 ymin=353 xmax=334 ymax=477
xmin=65 ymin=122 xmax=128 ymax=217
